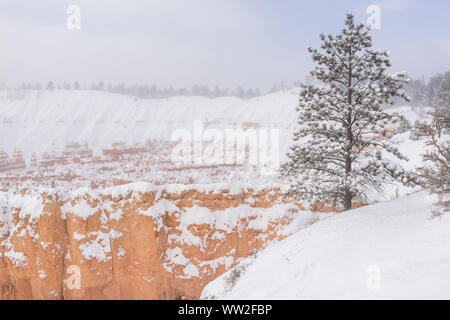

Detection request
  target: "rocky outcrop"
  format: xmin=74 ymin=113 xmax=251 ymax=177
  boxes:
xmin=0 ymin=183 xmax=302 ymax=300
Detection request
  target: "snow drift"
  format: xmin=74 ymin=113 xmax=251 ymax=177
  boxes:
xmin=201 ymin=191 xmax=450 ymax=300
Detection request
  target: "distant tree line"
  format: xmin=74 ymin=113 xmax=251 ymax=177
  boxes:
xmin=15 ymin=81 xmax=296 ymax=99
xmin=400 ymin=70 xmax=450 ymax=109
xmin=10 ymin=73 xmax=450 ymax=103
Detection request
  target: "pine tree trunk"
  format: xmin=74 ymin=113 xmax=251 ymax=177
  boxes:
xmin=344 ymin=48 xmax=353 ymax=212
xmin=344 ymin=119 xmax=353 ymax=211
xmin=344 ymin=189 xmax=352 ymax=211
xmin=344 ymin=150 xmax=352 ymax=211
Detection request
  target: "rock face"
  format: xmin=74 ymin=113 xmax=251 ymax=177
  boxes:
xmin=0 ymin=183 xmax=301 ymax=300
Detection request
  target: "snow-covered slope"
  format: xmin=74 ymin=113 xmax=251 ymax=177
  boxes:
xmin=201 ymin=191 xmax=450 ymax=300
xmin=0 ymin=90 xmax=298 ymax=157
xmin=0 ymin=90 xmax=426 ymax=160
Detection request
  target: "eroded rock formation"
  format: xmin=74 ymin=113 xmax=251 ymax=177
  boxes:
xmin=0 ymin=183 xmax=302 ymax=299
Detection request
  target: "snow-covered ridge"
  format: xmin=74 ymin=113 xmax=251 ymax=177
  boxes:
xmin=0 ymin=90 xmax=298 ymax=157
xmin=201 ymin=191 xmax=450 ymax=300
xmin=0 ymin=181 xmax=289 ymax=204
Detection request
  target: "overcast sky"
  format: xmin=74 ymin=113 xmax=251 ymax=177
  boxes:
xmin=0 ymin=0 xmax=449 ymax=91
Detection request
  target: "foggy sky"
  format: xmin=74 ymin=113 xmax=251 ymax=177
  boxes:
xmin=0 ymin=0 xmax=449 ymax=91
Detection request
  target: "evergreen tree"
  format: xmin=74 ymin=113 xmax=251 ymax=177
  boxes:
xmin=433 ymin=71 xmax=450 ymax=110
xmin=46 ymin=81 xmax=55 ymax=91
xmin=269 ymin=84 xmax=279 ymax=93
xmin=406 ymin=79 xmax=427 ymax=107
xmin=415 ymin=103 xmax=449 ymax=217
xmin=426 ymin=73 xmax=444 ymax=107
xmin=281 ymin=14 xmax=413 ymax=211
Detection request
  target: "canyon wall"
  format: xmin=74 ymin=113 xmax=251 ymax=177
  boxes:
xmin=0 ymin=183 xmax=304 ymax=300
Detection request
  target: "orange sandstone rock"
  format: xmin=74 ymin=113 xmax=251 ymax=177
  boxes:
xmin=0 ymin=185 xmax=301 ymax=300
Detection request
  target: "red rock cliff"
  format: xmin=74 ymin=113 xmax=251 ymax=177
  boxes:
xmin=0 ymin=183 xmax=302 ymax=299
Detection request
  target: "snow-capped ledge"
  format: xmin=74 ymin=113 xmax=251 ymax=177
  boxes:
xmin=201 ymin=191 xmax=450 ymax=300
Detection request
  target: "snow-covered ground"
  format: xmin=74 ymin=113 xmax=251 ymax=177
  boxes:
xmin=201 ymin=191 xmax=450 ymax=300
xmin=0 ymin=90 xmax=298 ymax=158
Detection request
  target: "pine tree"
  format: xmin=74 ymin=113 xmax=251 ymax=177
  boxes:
xmin=46 ymin=81 xmax=55 ymax=91
xmin=426 ymin=73 xmax=444 ymax=107
xmin=415 ymin=103 xmax=449 ymax=217
xmin=281 ymin=14 xmax=413 ymax=211
xmin=432 ymin=71 xmax=450 ymax=119
xmin=406 ymin=79 xmax=427 ymax=108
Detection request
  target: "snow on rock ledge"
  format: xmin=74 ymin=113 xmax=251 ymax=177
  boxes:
xmin=201 ymin=191 xmax=450 ymax=300
xmin=0 ymin=182 xmax=311 ymax=300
